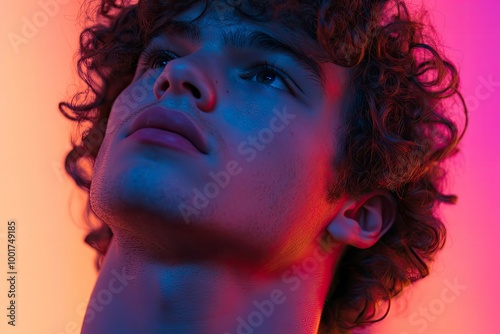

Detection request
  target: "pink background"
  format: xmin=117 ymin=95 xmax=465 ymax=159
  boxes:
xmin=0 ymin=0 xmax=498 ymax=333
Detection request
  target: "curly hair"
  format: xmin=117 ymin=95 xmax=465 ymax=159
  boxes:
xmin=59 ymin=0 xmax=468 ymax=333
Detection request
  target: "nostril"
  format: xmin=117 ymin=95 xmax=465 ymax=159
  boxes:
xmin=192 ymin=89 xmax=201 ymax=99
xmin=155 ymin=81 xmax=170 ymax=99
xmin=184 ymin=83 xmax=201 ymax=99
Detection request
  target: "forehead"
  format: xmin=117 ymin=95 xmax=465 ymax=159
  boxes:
xmin=148 ymin=1 xmax=329 ymax=60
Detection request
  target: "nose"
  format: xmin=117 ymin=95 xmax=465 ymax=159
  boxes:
xmin=153 ymin=57 xmax=216 ymax=112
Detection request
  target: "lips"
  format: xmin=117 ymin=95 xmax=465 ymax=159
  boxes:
xmin=128 ymin=106 xmax=208 ymax=154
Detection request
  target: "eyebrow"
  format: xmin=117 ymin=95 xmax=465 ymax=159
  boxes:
xmin=153 ymin=20 xmax=325 ymax=88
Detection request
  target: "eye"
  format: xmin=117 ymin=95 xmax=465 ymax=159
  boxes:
xmin=138 ymin=47 xmax=177 ymax=70
xmin=248 ymin=61 xmax=294 ymax=93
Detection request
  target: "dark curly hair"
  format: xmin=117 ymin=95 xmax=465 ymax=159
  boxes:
xmin=59 ymin=0 xmax=468 ymax=333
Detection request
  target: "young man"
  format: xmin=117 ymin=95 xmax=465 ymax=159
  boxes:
xmin=60 ymin=0 xmax=467 ymax=333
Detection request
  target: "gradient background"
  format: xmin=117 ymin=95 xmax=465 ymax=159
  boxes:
xmin=0 ymin=0 xmax=498 ymax=333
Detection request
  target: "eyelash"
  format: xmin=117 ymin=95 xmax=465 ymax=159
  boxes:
xmin=138 ymin=46 xmax=296 ymax=93
xmin=138 ymin=46 xmax=176 ymax=69
xmin=249 ymin=60 xmax=295 ymax=93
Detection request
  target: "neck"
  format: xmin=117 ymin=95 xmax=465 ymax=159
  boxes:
xmin=81 ymin=234 xmax=342 ymax=334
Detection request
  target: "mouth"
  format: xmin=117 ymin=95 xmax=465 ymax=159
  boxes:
xmin=127 ymin=105 xmax=208 ymax=155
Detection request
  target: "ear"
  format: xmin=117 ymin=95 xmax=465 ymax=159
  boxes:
xmin=326 ymin=190 xmax=397 ymax=249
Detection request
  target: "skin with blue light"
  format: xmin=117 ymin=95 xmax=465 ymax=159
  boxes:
xmin=84 ymin=3 xmax=396 ymax=333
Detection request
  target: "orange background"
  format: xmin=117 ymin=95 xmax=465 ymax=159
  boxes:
xmin=0 ymin=1 xmax=498 ymax=333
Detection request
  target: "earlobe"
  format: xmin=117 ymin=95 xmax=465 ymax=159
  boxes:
xmin=326 ymin=191 xmax=397 ymax=249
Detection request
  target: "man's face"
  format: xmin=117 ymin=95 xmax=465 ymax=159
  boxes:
xmin=90 ymin=3 xmax=351 ymax=266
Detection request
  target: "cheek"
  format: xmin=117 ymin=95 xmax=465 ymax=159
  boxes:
xmin=224 ymin=118 xmax=332 ymax=211
xmin=225 ymin=133 xmax=334 ymax=257
xmin=105 ymin=83 xmax=158 ymax=136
